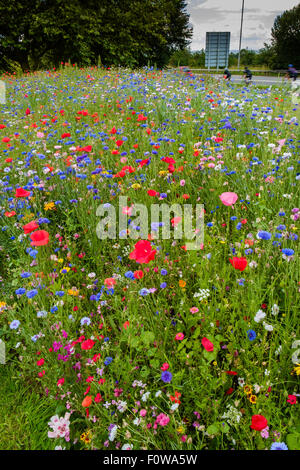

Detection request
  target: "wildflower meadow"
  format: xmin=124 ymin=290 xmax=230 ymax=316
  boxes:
xmin=0 ymin=65 xmax=299 ymax=451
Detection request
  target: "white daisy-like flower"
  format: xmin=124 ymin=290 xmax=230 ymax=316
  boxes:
xmin=254 ymin=309 xmax=266 ymax=323
xmin=238 ymin=377 xmax=245 ymax=387
xmin=170 ymin=403 xmax=179 ymax=411
xmin=271 ymin=304 xmax=279 ymax=316
xmin=263 ymin=322 xmax=273 ymax=332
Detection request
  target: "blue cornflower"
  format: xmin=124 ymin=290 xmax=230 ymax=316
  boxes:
xmin=28 ymin=249 xmax=38 ymax=259
xmin=160 ymin=269 xmax=168 ymax=275
xmin=282 ymin=248 xmax=294 ymax=256
xmin=55 ymin=291 xmax=65 ymax=297
xmin=270 ymin=442 xmax=288 ymax=450
xmin=247 ymin=329 xmax=256 ymax=341
xmin=38 ymin=217 xmax=50 ymax=224
xmin=104 ymin=357 xmax=113 ymax=366
xmin=20 ymin=272 xmax=32 ymax=278
xmin=37 ymin=310 xmax=47 ymax=318
xmin=124 ymin=271 xmax=135 ymax=280
xmin=161 ymin=371 xmax=173 ymax=383
xmin=10 ymin=320 xmax=20 ymax=329
xmin=139 ymin=288 xmax=150 ymax=296
xmin=160 ymin=282 xmax=167 ymax=288
xmin=50 ymin=306 xmax=58 ymax=313
xmin=26 ymin=289 xmax=38 ymax=299
xmin=80 ymin=317 xmax=91 ymax=326
xmin=257 ymin=231 xmax=272 ymax=240
xmin=289 ymin=233 xmax=298 ymax=241
xmin=15 ymin=288 xmax=26 ymax=295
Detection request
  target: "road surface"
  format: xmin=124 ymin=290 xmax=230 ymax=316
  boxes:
xmin=203 ymin=74 xmax=297 ymax=87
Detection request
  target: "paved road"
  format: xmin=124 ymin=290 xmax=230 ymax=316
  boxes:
xmin=207 ymin=74 xmax=297 ymax=87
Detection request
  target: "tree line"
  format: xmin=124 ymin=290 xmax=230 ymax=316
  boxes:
xmin=0 ymin=0 xmax=192 ymax=72
xmin=0 ymin=1 xmax=299 ymax=73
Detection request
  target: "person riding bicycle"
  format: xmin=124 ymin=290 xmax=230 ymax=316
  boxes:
xmin=224 ymin=68 xmax=231 ymax=81
xmin=287 ymin=64 xmax=298 ymax=81
xmin=243 ymin=67 xmax=252 ymax=84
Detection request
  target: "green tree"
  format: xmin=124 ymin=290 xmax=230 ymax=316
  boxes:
xmin=0 ymin=0 xmax=192 ymax=72
xmin=270 ymin=3 xmax=300 ymax=68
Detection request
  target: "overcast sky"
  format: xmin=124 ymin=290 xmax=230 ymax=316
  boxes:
xmin=186 ymin=0 xmax=300 ymax=51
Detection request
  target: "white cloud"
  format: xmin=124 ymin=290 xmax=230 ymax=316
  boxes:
xmin=186 ymin=0 xmax=300 ymax=50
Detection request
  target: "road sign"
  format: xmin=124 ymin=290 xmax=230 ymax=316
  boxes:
xmin=205 ymin=32 xmax=230 ymax=70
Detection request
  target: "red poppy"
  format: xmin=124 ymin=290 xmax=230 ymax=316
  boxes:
xmin=201 ymin=337 xmax=214 ymax=352
xmin=15 ymin=187 xmax=31 ymax=198
xmin=25 ymin=107 xmax=31 ymax=115
xmin=129 ymin=240 xmax=156 ymax=264
xmin=229 ymin=257 xmax=247 ymax=272
xmin=4 ymin=211 xmax=16 ymax=217
xmin=250 ymin=414 xmax=268 ymax=431
xmin=147 ymin=189 xmax=157 ymax=197
xmin=82 ymin=396 xmax=92 ymax=407
xmin=104 ymin=277 xmax=116 ymax=287
xmin=94 ymin=393 xmax=103 ymax=403
xmin=30 ymin=230 xmax=49 ymax=246
xmin=287 ymin=394 xmax=297 ymax=405
xmin=23 ymin=220 xmax=39 ymax=234
xmin=81 ymin=339 xmax=95 ymax=350
xmin=134 ymin=270 xmax=144 ymax=279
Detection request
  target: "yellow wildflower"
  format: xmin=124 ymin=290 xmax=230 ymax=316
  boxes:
xmin=44 ymin=201 xmax=55 ymax=211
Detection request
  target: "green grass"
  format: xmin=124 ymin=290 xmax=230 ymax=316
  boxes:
xmin=0 ymin=363 xmax=56 ymax=450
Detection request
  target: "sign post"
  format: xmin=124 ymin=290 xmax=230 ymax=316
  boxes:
xmin=205 ymin=32 xmax=230 ymax=70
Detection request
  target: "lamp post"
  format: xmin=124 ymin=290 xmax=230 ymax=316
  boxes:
xmin=237 ymin=0 xmax=245 ymax=71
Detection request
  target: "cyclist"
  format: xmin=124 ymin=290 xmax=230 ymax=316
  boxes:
xmin=287 ymin=64 xmax=298 ymax=81
xmin=243 ymin=66 xmax=252 ymax=85
xmin=224 ymin=68 xmax=231 ymax=82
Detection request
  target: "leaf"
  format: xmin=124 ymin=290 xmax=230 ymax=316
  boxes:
xmin=286 ymin=433 xmax=300 ymax=450
xmin=141 ymin=331 xmax=155 ymax=346
xmin=203 ymin=349 xmax=217 ymax=361
xmin=140 ymin=367 xmax=149 ymax=378
xmin=206 ymin=423 xmax=220 ymax=435
xmin=129 ymin=337 xmax=140 ymax=349
xmin=220 ymin=422 xmax=230 ymax=433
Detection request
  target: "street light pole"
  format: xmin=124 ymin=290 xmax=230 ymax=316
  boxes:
xmin=237 ymin=0 xmax=245 ymax=71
